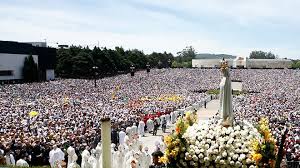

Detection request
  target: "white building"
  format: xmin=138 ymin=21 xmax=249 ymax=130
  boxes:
xmin=192 ymin=57 xmax=292 ymax=69
xmin=0 ymin=41 xmax=56 ymax=82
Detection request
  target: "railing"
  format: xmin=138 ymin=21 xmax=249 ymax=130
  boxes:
xmin=286 ymin=161 xmax=300 ymax=168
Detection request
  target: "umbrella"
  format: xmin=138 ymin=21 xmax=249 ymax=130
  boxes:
xmin=29 ymin=111 xmax=39 ymax=117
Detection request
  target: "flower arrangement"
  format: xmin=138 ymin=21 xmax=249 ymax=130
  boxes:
xmin=160 ymin=115 xmax=281 ymax=168
xmin=159 ymin=111 xmax=197 ymax=167
xmin=250 ymin=118 xmax=277 ymax=167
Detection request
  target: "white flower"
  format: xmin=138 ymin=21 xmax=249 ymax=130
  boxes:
xmin=220 ymin=159 xmax=225 ymax=164
xmin=235 ymin=161 xmax=242 ymax=167
xmin=222 ymin=151 xmax=227 ymax=157
xmin=192 ymin=155 xmax=198 ymax=162
xmin=246 ymin=158 xmax=252 ymax=164
xmin=232 ymin=154 xmax=238 ymax=161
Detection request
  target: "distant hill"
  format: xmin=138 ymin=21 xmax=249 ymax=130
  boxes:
xmin=195 ymin=53 xmax=236 ymax=59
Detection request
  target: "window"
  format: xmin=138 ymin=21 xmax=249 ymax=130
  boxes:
xmin=0 ymin=70 xmax=13 ymax=76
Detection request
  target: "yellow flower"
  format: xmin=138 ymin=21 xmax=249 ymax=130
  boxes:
xmin=251 ymin=139 xmax=260 ymax=151
xmin=159 ymin=156 xmax=169 ymax=164
xmin=251 ymin=153 xmax=263 ymax=163
xmin=164 ymin=136 xmax=172 ymax=145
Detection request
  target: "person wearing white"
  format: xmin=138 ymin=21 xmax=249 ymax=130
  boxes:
xmin=146 ymin=119 xmax=154 ymax=133
xmin=131 ymin=123 xmax=138 ymax=136
xmin=67 ymin=146 xmax=76 ymax=168
xmin=5 ymin=152 xmax=15 ymax=166
xmin=87 ymin=149 xmax=97 ymax=168
xmin=159 ymin=115 xmax=165 ymax=126
xmin=126 ymin=126 xmax=132 ymax=138
xmin=170 ymin=112 xmax=175 ymax=124
xmin=81 ymin=149 xmax=91 ymax=168
xmin=119 ymin=128 xmax=126 ymax=145
xmin=159 ymin=136 xmax=166 ymax=152
xmin=16 ymin=158 xmax=29 ymax=167
xmin=49 ymin=145 xmax=65 ymax=168
xmin=68 ymin=153 xmax=80 ymax=168
xmin=111 ymin=143 xmax=117 ymax=168
xmin=137 ymin=120 xmax=145 ymax=137
xmin=95 ymin=143 xmax=102 ymax=168
xmin=165 ymin=113 xmax=170 ymax=125
xmin=137 ymin=145 xmax=147 ymax=168
xmin=144 ymin=147 xmax=152 ymax=168
xmin=115 ymin=145 xmax=126 ymax=168
xmin=124 ymin=144 xmax=134 ymax=168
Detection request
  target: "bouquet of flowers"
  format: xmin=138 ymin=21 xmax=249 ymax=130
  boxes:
xmin=250 ymin=118 xmax=277 ymax=167
xmin=159 ymin=111 xmax=197 ymax=167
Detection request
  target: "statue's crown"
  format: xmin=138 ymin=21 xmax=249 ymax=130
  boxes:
xmin=220 ymin=59 xmax=228 ymax=72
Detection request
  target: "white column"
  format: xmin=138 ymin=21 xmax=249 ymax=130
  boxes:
xmin=101 ymin=118 xmax=111 ymax=168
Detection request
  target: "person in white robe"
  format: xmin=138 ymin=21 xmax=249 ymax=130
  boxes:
xmin=49 ymin=145 xmax=65 ymax=168
xmin=16 ymin=158 xmax=29 ymax=167
xmin=165 ymin=113 xmax=170 ymax=125
xmin=126 ymin=126 xmax=132 ymax=138
xmin=67 ymin=146 xmax=76 ymax=168
xmin=95 ymin=143 xmax=102 ymax=168
xmin=144 ymin=147 xmax=152 ymax=168
xmin=137 ymin=120 xmax=145 ymax=137
xmin=115 ymin=145 xmax=126 ymax=168
xmin=87 ymin=149 xmax=97 ymax=168
xmin=170 ymin=112 xmax=175 ymax=124
xmin=137 ymin=145 xmax=147 ymax=168
xmin=159 ymin=115 xmax=165 ymax=126
xmin=5 ymin=152 xmax=15 ymax=166
xmin=81 ymin=149 xmax=91 ymax=168
xmin=68 ymin=153 xmax=80 ymax=168
xmin=146 ymin=119 xmax=154 ymax=133
xmin=111 ymin=143 xmax=117 ymax=168
xmin=124 ymin=143 xmax=134 ymax=166
xmin=119 ymin=128 xmax=126 ymax=145
xmin=131 ymin=123 xmax=138 ymax=136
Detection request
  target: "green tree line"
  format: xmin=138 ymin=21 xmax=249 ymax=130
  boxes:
xmin=55 ymin=46 xmax=196 ymax=78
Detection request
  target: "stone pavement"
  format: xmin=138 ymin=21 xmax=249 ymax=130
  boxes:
xmin=140 ymin=81 xmax=242 ymax=154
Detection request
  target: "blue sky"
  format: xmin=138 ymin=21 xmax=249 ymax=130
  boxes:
xmin=0 ymin=0 xmax=299 ymax=59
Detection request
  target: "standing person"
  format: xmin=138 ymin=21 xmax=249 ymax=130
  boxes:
xmin=204 ymin=100 xmax=207 ymax=109
xmin=153 ymin=120 xmax=159 ymax=136
xmin=138 ymin=121 xmax=145 ymax=137
xmin=161 ymin=119 xmax=167 ymax=133
xmin=111 ymin=127 xmax=119 ymax=146
xmin=119 ymin=128 xmax=126 ymax=145
xmin=131 ymin=123 xmax=138 ymax=136
xmin=146 ymin=119 xmax=154 ymax=133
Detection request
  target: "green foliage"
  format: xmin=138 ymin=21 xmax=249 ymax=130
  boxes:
xmin=249 ymin=51 xmax=277 ymax=59
xmin=56 ymin=46 xmax=174 ymax=78
xmin=291 ymin=60 xmax=300 ymax=68
xmin=22 ymin=54 xmax=38 ymax=82
xmin=172 ymin=46 xmax=196 ymax=68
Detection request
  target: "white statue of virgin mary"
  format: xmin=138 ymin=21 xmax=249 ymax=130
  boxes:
xmin=219 ymin=58 xmax=233 ymax=126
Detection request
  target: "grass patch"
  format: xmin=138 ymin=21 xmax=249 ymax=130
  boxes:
xmin=207 ymin=89 xmax=245 ymax=96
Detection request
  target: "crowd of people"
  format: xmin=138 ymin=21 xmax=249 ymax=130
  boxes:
xmin=0 ymin=68 xmax=299 ymax=167
xmin=232 ymin=69 xmax=300 ymax=162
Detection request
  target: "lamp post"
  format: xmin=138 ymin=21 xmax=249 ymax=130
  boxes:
xmin=92 ymin=66 xmax=98 ymax=87
xmin=168 ymin=59 xmax=171 ymax=68
xmin=130 ymin=65 xmax=135 ymax=77
xmin=146 ymin=62 xmax=150 ymax=73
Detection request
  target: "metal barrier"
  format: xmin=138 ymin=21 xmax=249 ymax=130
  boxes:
xmin=287 ymin=161 xmax=300 ymax=168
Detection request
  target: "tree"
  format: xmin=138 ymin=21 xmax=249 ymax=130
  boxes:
xmin=177 ymin=46 xmax=196 ymax=60
xmin=291 ymin=60 xmax=300 ymax=68
xmin=22 ymin=55 xmax=38 ymax=82
xmin=249 ymin=51 xmax=276 ymax=59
